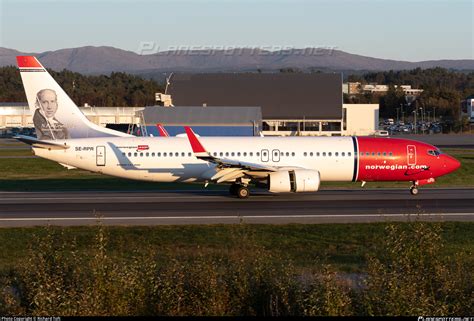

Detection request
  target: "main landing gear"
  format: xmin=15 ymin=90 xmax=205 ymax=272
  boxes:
xmin=229 ymin=183 xmax=250 ymax=199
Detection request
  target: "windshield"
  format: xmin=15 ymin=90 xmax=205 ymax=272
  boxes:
xmin=427 ymin=149 xmax=441 ymax=156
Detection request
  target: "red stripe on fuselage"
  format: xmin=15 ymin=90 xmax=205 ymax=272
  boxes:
xmin=357 ymin=137 xmax=440 ymax=182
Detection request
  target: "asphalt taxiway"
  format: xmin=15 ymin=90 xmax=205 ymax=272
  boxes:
xmin=0 ymin=188 xmax=473 ymax=227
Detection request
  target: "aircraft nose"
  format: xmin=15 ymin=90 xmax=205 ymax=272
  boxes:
xmin=444 ymin=154 xmax=461 ymax=173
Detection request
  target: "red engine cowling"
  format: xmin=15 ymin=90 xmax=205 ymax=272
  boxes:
xmin=268 ymin=169 xmax=320 ymax=193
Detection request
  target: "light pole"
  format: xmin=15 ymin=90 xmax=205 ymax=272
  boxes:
xmin=413 ymin=110 xmax=417 ymax=134
xmin=419 ymin=107 xmax=424 ymax=134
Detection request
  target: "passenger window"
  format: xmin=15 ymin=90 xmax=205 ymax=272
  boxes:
xmin=383 ymin=152 xmax=387 ymax=156
xmin=225 ymin=152 xmax=229 ymax=157
xmin=163 ymin=152 xmax=167 ymax=157
xmin=377 ymin=152 xmax=381 ymax=156
xmin=146 ymin=152 xmax=149 ymax=157
xmin=213 ymin=152 xmax=217 ymax=156
xmin=328 ymin=152 xmax=332 ymax=157
xmin=134 ymin=152 xmax=137 ymax=157
xmin=372 ymin=152 xmax=375 ymax=156
xmin=304 ymin=152 xmax=307 ymax=156
xmin=286 ymin=152 xmax=289 ymax=156
xmin=237 ymin=152 xmax=241 ymax=156
xmin=335 ymin=152 xmax=339 ymax=156
xmin=128 ymin=152 xmax=131 ymax=157
xmin=360 ymin=152 xmax=364 ymax=156
xmin=152 ymin=152 xmax=155 ymax=157
xmin=122 ymin=152 xmax=126 ymax=156
xmin=341 ymin=152 xmax=345 ymax=156
xmin=220 ymin=152 xmax=223 ymax=157
xmin=310 ymin=152 xmax=313 ymax=156
xmin=250 ymin=152 xmax=253 ymax=157
xmin=188 ymin=152 xmax=192 ymax=157
xmin=348 ymin=152 xmax=351 ymax=156
xmin=389 ymin=152 xmax=393 ymax=156
xmin=157 ymin=152 xmax=161 ymax=157
xmin=231 ymin=152 xmax=235 ymax=157
xmin=323 ymin=152 xmax=326 ymax=156
xmin=316 ymin=152 xmax=320 ymax=157
xmin=366 ymin=152 xmax=370 ymax=156
xmin=140 ymin=153 xmax=144 ymax=157
xmin=175 ymin=152 xmax=179 ymax=157
xmin=291 ymin=152 xmax=295 ymax=156
xmin=243 ymin=152 xmax=247 ymax=157
xmin=256 ymin=152 xmax=260 ymax=156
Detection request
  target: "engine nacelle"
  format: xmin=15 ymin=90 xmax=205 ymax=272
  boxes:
xmin=268 ymin=169 xmax=321 ymax=193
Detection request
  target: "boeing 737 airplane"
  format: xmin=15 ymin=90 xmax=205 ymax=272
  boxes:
xmin=15 ymin=56 xmax=460 ymax=198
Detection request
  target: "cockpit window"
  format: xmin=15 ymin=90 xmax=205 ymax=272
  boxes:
xmin=427 ymin=149 xmax=441 ymax=156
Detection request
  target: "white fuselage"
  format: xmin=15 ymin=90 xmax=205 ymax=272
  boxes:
xmin=34 ymin=136 xmax=356 ymax=183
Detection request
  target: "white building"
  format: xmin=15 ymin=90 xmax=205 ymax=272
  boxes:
xmin=343 ymin=104 xmax=379 ymax=136
xmin=0 ymin=103 xmax=143 ymax=128
xmin=461 ymin=96 xmax=474 ymax=123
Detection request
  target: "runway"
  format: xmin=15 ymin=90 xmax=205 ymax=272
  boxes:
xmin=0 ymin=188 xmax=473 ymax=227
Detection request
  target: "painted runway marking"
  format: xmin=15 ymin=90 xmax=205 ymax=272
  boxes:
xmin=0 ymin=213 xmax=473 ymax=221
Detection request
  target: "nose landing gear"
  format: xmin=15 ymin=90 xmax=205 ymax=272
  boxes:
xmin=410 ymin=185 xmax=419 ymax=195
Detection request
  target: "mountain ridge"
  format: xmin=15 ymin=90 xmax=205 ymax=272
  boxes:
xmin=1 ymin=46 xmax=472 ymax=74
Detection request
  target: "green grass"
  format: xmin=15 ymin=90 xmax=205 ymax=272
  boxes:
xmin=0 ymin=148 xmax=472 ymax=191
xmin=0 ymin=149 xmax=33 ymax=156
xmin=0 ymin=222 xmax=472 ymax=276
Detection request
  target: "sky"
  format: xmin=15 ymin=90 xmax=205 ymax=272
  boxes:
xmin=0 ymin=0 xmax=472 ymax=61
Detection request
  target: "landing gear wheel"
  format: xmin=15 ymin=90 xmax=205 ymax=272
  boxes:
xmin=229 ymin=184 xmax=239 ymax=195
xmin=410 ymin=186 xmax=419 ymax=195
xmin=236 ymin=186 xmax=250 ymax=199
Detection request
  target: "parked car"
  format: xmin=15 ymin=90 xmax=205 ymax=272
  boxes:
xmin=374 ymin=130 xmax=389 ymax=136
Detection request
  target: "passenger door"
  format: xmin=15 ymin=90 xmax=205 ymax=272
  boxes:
xmin=407 ymin=145 xmax=416 ymax=166
xmin=96 ymin=145 xmax=106 ymax=166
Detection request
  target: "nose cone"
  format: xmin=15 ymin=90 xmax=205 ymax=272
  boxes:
xmin=444 ymin=154 xmax=461 ymax=174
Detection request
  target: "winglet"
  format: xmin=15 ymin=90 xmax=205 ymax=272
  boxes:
xmin=184 ymin=127 xmax=206 ymax=153
xmin=156 ymin=123 xmax=170 ymax=137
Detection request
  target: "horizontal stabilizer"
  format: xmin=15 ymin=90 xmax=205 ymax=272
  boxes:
xmin=14 ymin=135 xmax=70 ymax=150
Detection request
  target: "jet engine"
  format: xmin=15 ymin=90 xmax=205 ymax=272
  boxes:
xmin=268 ymin=169 xmax=320 ymax=193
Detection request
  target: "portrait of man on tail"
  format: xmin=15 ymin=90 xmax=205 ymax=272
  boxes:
xmin=33 ymin=88 xmax=70 ymax=140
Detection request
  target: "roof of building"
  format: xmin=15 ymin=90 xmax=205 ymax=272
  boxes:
xmin=141 ymin=106 xmax=262 ymax=125
xmin=168 ymin=73 xmax=342 ymax=119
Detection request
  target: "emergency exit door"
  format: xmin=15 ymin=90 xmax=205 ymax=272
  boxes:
xmin=96 ymin=146 xmax=106 ymax=166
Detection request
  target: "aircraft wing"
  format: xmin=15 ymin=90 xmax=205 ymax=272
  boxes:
xmin=184 ymin=127 xmax=278 ymax=178
xmin=14 ymin=135 xmax=70 ymax=150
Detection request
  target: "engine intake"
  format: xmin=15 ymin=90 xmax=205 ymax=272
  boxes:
xmin=268 ymin=169 xmax=320 ymax=193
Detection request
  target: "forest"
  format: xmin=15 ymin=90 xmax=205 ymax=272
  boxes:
xmin=345 ymin=68 xmax=474 ymax=119
xmin=0 ymin=66 xmax=163 ymax=107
